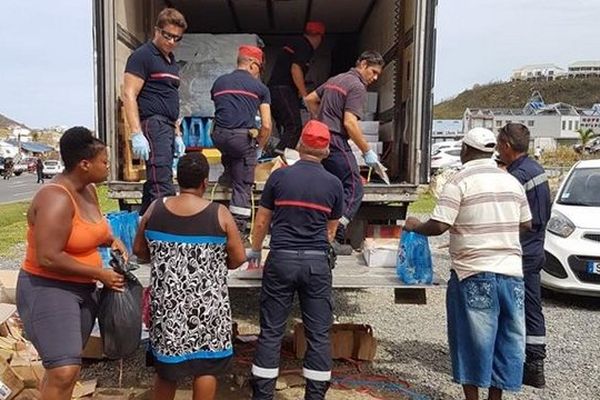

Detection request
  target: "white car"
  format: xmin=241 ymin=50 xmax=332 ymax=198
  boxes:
xmin=431 ymin=147 xmax=462 ymax=172
xmin=42 ymin=160 xmax=64 ymax=178
xmin=432 ymin=140 xmax=462 ymax=154
xmin=542 ymin=159 xmax=600 ymax=296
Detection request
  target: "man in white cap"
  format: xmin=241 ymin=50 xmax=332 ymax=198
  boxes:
xmin=403 ymin=128 xmax=532 ymax=400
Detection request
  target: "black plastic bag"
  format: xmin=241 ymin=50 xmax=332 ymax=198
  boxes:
xmin=98 ymin=250 xmax=143 ymax=359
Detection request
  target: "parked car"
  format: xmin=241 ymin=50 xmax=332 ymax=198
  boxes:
xmin=573 ymin=137 xmax=600 ymax=154
xmin=431 ymin=140 xmax=462 ymax=154
xmin=12 ymin=161 xmax=27 ymax=176
xmin=42 ymin=160 xmax=64 ymax=178
xmin=542 ymin=159 xmax=600 ymax=296
xmin=431 ymin=147 xmax=462 ymax=172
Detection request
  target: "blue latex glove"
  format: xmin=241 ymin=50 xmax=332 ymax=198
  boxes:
xmin=131 ymin=132 xmax=150 ymax=161
xmin=175 ymin=135 xmax=186 ymax=157
xmin=246 ymin=248 xmax=262 ymax=267
xmin=363 ymin=149 xmax=379 ymax=168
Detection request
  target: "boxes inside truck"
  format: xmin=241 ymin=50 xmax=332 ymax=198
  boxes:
xmin=105 ymin=0 xmax=435 ymax=183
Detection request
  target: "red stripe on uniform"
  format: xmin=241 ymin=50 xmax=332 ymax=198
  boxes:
xmin=213 ymin=89 xmax=259 ymax=99
xmin=324 ymin=84 xmax=347 ymax=96
xmin=150 ymin=73 xmax=180 ymax=80
xmin=275 ymin=200 xmax=332 ymax=213
xmin=283 ymin=46 xmax=295 ymax=54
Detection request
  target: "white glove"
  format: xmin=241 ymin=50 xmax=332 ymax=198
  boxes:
xmin=131 ymin=132 xmax=150 ymax=161
xmin=363 ymin=149 xmax=379 ymax=168
xmin=175 ymin=135 xmax=186 ymax=157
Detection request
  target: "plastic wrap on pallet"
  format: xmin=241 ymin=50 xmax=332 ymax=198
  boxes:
xmin=174 ymin=34 xmax=261 ymax=117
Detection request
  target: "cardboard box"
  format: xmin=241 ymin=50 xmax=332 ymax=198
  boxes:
xmin=362 ymin=238 xmax=399 ymax=268
xmin=13 ymin=389 xmax=40 ymax=400
xmin=0 ymin=359 xmax=24 ymax=400
xmin=366 ymin=225 xmax=402 ymax=239
xmin=81 ymin=333 xmax=104 ymax=360
xmin=294 ymin=323 xmax=377 ymax=361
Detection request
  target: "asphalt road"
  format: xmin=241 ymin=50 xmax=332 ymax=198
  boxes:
xmin=0 ymin=172 xmax=41 ymax=203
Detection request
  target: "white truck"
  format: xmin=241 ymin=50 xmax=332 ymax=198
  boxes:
xmin=93 ymin=0 xmax=438 ymax=301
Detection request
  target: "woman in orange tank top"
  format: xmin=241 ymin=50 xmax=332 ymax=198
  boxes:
xmin=16 ymin=127 xmax=127 ymax=400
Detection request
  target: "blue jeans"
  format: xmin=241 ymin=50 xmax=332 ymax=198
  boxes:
xmin=447 ymin=271 xmax=525 ymax=391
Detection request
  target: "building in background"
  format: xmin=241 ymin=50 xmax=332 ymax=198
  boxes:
xmin=511 ymin=64 xmax=565 ymax=81
xmin=463 ymin=94 xmax=582 ymax=150
xmin=568 ymin=61 xmax=600 ymax=78
xmin=579 ymin=104 xmax=600 ymax=130
xmin=431 ymin=119 xmax=463 ymax=144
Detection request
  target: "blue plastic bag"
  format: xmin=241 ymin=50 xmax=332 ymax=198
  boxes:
xmin=396 ymin=232 xmax=433 ymax=284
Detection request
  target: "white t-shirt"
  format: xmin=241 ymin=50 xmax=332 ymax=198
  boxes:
xmin=431 ymin=158 xmax=532 ymax=280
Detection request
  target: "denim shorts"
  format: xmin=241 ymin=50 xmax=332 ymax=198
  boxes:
xmin=446 ymin=270 xmax=525 ymax=391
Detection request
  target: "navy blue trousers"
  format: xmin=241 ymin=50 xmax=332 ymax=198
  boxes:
xmin=252 ymin=250 xmax=332 ymax=400
xmin=212 ymin=128 xmax=257 ymax=231
xmin=140 ymin=116 xmax=176 ymax=215
xmin=270 ymin=85 xmax=302 ymax=151
xmin=321 ymin=134 xmax=364 ymax=242
xmin=523 ymin=255 xmax=546 ymax=361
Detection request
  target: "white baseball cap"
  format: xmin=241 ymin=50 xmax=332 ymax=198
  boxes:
xmin=463 ymin=127 xmax=496 ymax=153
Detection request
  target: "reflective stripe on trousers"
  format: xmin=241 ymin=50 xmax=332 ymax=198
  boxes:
xmin=251 ymin=251 xmax=332 ymax=400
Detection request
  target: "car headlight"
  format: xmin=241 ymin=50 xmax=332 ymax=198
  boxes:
xmin=546 ymin=211 xmax=575 ymax=238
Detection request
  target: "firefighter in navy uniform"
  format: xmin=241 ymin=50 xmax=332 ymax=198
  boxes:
xmin=211 ymin=45 xmax=272 ymax=236
xmin=268 ymin=21 xmax=325 ymax=152
xmin=248 ymin=120 xmax=343 ymax=400
xmin=304 ymin=51 xmax=384 ymax=255
xmin=122 ymin=8 xmax=188 ymax=215
xmin=496 ymin=123 xmax=552 ymax=388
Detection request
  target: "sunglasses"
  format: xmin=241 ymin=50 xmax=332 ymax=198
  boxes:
xmin=158 ymin=28 xmax=183 ymax=43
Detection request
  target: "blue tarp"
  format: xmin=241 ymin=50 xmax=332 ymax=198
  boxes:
xmin=6 ymin=140 xmax=54 ymax=153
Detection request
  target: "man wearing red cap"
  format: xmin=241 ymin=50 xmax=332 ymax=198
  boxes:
xmin=211 ymin=45 xmax=272 ymax=236
xmin=247 ymin=120 xmax=343 ymax=400
xmin=268 ymin=21 xmax=325 ymax=153
xmin=305 ymin=50 xmax=385 ymax=254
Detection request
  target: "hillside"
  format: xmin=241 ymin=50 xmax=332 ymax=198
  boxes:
xmin=434 ymin=78 xmax=600 ymax=119
xmin=0 ymin=112 xmax=27 ymax=130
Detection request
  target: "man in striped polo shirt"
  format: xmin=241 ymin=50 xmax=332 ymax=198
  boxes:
xmin=404 ymin=127 xmax=532 ymax=400
xmin=497 ymin=123 xmax=551 ymax=388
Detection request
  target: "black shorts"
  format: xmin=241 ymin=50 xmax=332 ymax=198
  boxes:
xmin=16 ymin=270 xmax=99 ymax=369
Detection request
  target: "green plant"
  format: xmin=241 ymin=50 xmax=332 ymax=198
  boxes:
xmin=576 ymin=127 xmax=595 ymax=147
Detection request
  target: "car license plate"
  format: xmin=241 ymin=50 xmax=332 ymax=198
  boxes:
xmin=586 ymin=261 xmax=600 ymax=275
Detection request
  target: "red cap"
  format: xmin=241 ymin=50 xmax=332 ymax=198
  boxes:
xmin=300 ymin=120 xmax=330 ymax=149
xmin=305 ymin=21 xmax=325 ymax=35
xmin=238 ymin=45 xmax=264 ymax=64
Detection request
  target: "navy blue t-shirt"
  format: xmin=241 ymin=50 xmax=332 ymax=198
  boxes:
xmin=508 ymin=155 xmax=552 ymax=257
xmin=268 ymin=36 xmax=314 ymax=88
xmin=125 ymin=41 xmax=180 ymax=122
xmin=211 ymin=69 xmax=271 ymax=129
xmin=260 ymin=160 xmax=343 ymax=251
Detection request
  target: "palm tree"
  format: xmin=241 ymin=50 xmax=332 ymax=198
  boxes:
xmin=576 ymin=127 xmax=595 ymax=148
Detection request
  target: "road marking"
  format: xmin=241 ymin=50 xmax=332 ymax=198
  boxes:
xmin=12 ymin=191 xmax=36 ymax=197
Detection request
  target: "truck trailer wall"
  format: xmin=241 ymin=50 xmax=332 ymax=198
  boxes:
xmin=98 ymin=0 xmax=435 ymax=184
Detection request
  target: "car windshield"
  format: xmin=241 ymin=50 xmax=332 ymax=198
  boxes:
xmin=446 ymin=149 xmax=461 ymax=156
xmin=558 ymin=167 xmax=600 ymax=206
xmin=45 ymin=161 xmax=59 ymax=166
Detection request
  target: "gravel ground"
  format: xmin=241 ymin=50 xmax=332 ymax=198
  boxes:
xmin=1 ymin=219 xmax=599 ymax=399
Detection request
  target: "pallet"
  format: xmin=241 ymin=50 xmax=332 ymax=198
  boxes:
xmin=117 ymin=103 xmax=146 ymax=182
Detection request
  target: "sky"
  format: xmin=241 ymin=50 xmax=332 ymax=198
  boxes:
xmin=0 ymin=0 xmax=599 ymax=128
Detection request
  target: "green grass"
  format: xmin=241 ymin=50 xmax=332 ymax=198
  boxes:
xmin=0 ymin=202 xmax=29 ymax=257
xmin=0 ymin=184 xmax=119 ymax=258
xmin=408 ymin=191 xmax=436 ymax=214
